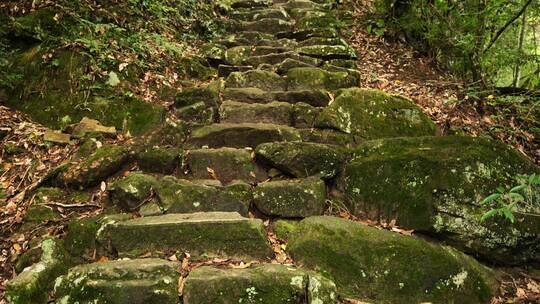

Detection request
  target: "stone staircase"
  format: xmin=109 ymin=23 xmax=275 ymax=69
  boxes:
xmin=6 ymin=0 xmax=540 ymax=304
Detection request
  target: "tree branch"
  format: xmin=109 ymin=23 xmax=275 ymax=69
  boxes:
xmin=483 ymin=0 xmax=533 ymax=53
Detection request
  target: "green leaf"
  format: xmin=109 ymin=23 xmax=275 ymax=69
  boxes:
xmin=106 ymin=71 xmax=121 ymax=87
xmin=480 ymin=193 xmax=500 ymax=205
xmin=509 ymin=185 xmax=526 ymax=193
xmin=508 ymin=192 xmax=524 ymax=202
xmin=496 ymin=186 xmax=505 ymax=193
xmin=480 ymin=209 xmax=499 ymax=222
xmin=501 ymin=208 xmax=515 ymax=223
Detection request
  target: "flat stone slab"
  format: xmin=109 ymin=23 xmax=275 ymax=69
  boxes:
xmin=254 ymin=177 xmax=326 ymax=217
xmin=288 ymin=216 xmax=499 ymax=303
xmin=184 ymin=264 xmax=338 ymax=304
xmin=220 ymin=100 xmax=293 ymax=125
xmin=223 ymin=87 xmax=331 ymax=107
xmin=54 ymin=259 xmax=179 ymax=304
xmin=225 ymin=70 xmax=287 ymax=91
xmin=188 ymin=123 xmax=301 ymax=148
xmin=287 ymin=67 xmax=358 ymax=91
xmin=99 ymin=212 xmax=273 ymax=259
xmin=187 ymin=147 xmax=267 ymax=183
xmin=235 ymin=18 xmax=294 ymax=34
xmin=256 ymin=141 xmax=347 ymax=179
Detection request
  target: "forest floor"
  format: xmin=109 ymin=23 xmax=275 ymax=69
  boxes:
xmin=0 ymin=0 xmax=540 ymax=303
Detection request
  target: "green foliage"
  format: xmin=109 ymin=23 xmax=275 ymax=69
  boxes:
xmin=480 ymin=174 xmax=540 ymax=223
xmin=374 ymin=0 xmax=540 ymax=88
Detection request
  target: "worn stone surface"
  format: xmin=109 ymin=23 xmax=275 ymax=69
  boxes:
xmin=256 ymin=142 xmax=347 ymax=178
xmin=184 ymin=264 xmax=338 ymax=304
xmin=68 ymin=117 xmax=117 ymax=138
xmin=292 ymin=102 xmax=320 ymax=128
xmin=176 ymin=102 xmax=216 ymax=124
xmin=316 ymin=88 xmax=437 ymax=138
xmin=225 ymin=70 xmax=287 ymax=91
xmin=289 ymin=216 xmax=499 ymax=303
xmin=99 ymin=212 xmax=273 ymax=259
xmin=287 ymin=67 xmax=358 ymax=90
xmin=254 ymin=177 xmax=326 ymax=217
xmin=220 ymin=100 xmax=293 ymax=125
xmin=236 ymin=18 xmax=294 ymax=34
xmin=54 ymin=259 xmax=179 ymax=304
xmin=55 ymin=145 xmax=130 ymax=189
xmin=136 ymin=147 xmax=181 ymax=174
xmin=223 ymin=87 xmax=331 ymax=107
xmin=188 ymin=123 xmax=301 ymax=148
xmin=43 ymin=130 xmax=71 ymax=144
xmin=108 ymin=173 xmax=159 ymax=211
xmin=6 ymin=238 xmax=69 ymax=304
xmin=342 ymin=136 xmax=540 ymax=265
xmin=187 ymin=148 xmax=266 ymax=183
xmin=149 ymin=176 xmax=249 ymax=216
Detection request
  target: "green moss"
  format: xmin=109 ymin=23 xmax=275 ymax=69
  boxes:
xmin=137 ymin=147 xmax=182 ymax=174
xmin=288 ymin=216 xmax=498 ymax=303
xmin=108 ymin=173 xmax=160 ymax=211
xmin=286 ymin=67 xmax=358 ymax=91
xmin=316 ymin=88 xmax=437 ymax=138
xmin=342 ymin=136 xmax=540 ymax=264
xmin=273 ymin=219 xmax=299 ymax=240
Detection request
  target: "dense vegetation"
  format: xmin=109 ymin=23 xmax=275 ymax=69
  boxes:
xmin=0 ymin=0 xmax=228 ymax=134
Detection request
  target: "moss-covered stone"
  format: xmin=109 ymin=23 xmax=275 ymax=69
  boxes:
xmin=187 ymin=148 xmax=266 ymax=183
xmin=67 ymin=117 xmax=117 ymax=139
xmin=256 ymin=142 xmax=347 ymax=179
xmin=99 ymin=212 xmax=273 ymax=259
xmin=316 ymin=88 xmax=437 ymax=138
xmin=287 ymin=67 xmax=358 ymax=91
xmin=6 ymin=238 xmax=69 ymax=304
xmin=341 ymin=136 xmax=540 ymax=264
xmin=292 ymin=102 xmax=321 ymax=128
xmin=175 ymin=86 xmax=219 ymax=109
xmin=188 ymin=123 xmax=301 ymax=148
xmin=108 ymin=173 xmax=159 ymax=211
xmin=147 ymin=176 xmax=249 ymax=216
xmin=55 ymin=145 xmax=130 ymax=189
xmin=225 ymin=70 xmax=287 ymax=91
xmin=275 ymin=57 xmax=317 ymax=74
xmin=254 ymin=177 xmax=327 ymax=218
xmin=297 ymin=45 xmax=357 ymax=60
xmin=223 ymin=87 xmax=331 ymax=107
xmin=225 ymin=45 xmax=290 ymax=65
xmin=288 ymin=216 xmax=498 ymax=303
xmin=298 ymin=128 xmax=357 ymax=146
xmin=137 ymin=147 xmax=182 ymax=174
xmin=244 ymin=51 xmax=321 ymax=67
xmin=231 ymin=8 xmax=291 ymax=21
xmin=142 ymin=119 xmax=190 ymax=148
xmin=176 ymin=102 xmax=216 ymax=124
xmin=224 ymin=180 xmax=254 ymax=205
xmin=272 ymin=219 xmax=300 ymax=240
xmin=184 ymin=264 xmax=338 ymax=304
xmin=54 ymin=259 xmax=179 ymax=304
xmin=236 ymin=18 xmax=294 ymax=34
xmin=220 ymin=100 xmax=294 ymax=125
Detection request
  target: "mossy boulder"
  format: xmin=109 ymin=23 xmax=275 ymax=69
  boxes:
xmin=286 ymin=67 xmax=358 ymax=91
xmin=55 ymin=145 xmax=131 ymax=189
xmin=145 ymin=176 xmax=249 ymax=216
xmin=108 ymin=173 xmax=159 ymax=211
xmin=98 ymin=212 xmax=273 ymax=259
xmin=136 ymin=147 xmax=182 ymax=174
xmin=54 ymin=259 xmax=179 ymax=304
xmin=256 ymin=142 xmax=347 ymax=179
xmin=288 ymin=216 xmax=498 ymax=303
xmin=142 ymin=119 xmax=190 ymax=148
xmin=272 ymin=219 xmax=300 ymax=240
xmin=176 ymin=102 xmax=216 ymax=124
xmin=175 ymin=86 xmax=219 ymax=109
xmin=184 ymin=264 xmax=338 ymax=304
xmin=254 ymin=177 xmax=327 ymax=217
xmin=220 ymin=100 xmax=294 ymax=125
xmin=186 ymin=148 xmax=266 ymax=183
xmin=293 ymin=102 xmax=321 ymax=128
xmin=225 ymin=70 xmax=287 ymax=91
xmin=188 ymin=123 xmax=301 ymax=148
xmin=316 ymin=88 xmax=437 ymax=138
xmin=298 ymin=128 xmax=357 ymax=146
xmin=341 ymin=136 xmax=540 ymax=264
xmin=6 ymin=238 xmax=69 ymax=304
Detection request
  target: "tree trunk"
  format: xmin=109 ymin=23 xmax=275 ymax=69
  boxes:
xmin=512 ymin=6 xmax=528 ymax=87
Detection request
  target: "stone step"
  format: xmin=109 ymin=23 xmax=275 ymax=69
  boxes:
xmin=233 ymin=18 xmax=295 ymax=34
xmin=297 ymin=44 xmax=358 ymax=60
xmin=109 ymin=174 xmax=250 ymax=216
xmin=231 ymin=8 xmax=291 ymax=21
xmin=223 ymin=87 xmax=331 ymax=107
xmin=243 ymin=51 xmax=321 ymax=67
xmin=217 ymin=36 xmax=297 ymax=48
xmin=187 ymin=123 xmax=301 ymax=148
xmin=255 ymin=141 xmax=347 ymax=179
xmin=225 ymin=45 xmax=291 ymax=65
xmin=184 ymin=264 xmax=338 ymax=304
xmin=231 ymin=0 xmax=273 ymax=9
xmin=186 ymin=147 xmax=267 ymax=183
xmin=253 ymin=177 xmax=326 ymax=217
xmin=220 ymin=100 xmax=294 ymax=125
xmin=54 ymin=259 xmax=179 ymax=304
xmin=225 ymin=69 xmax=287 ymax=91
xmin=98 ymin=212 xmax=273 ymax=259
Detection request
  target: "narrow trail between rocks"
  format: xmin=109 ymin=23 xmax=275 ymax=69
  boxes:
xmin=2 ymin=1 xmax=540 ymax=304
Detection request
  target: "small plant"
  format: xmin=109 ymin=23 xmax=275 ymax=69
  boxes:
xmin=480 ymin=174 xmax=540 ymax=223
